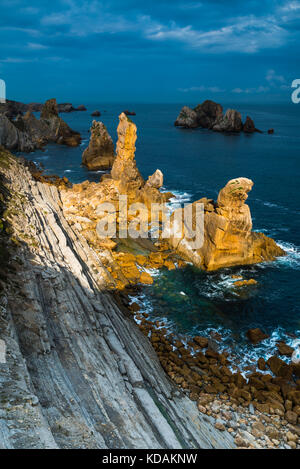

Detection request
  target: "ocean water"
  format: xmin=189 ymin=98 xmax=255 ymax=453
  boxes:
xmin=26 ymin=102 xmax=300 ymax=368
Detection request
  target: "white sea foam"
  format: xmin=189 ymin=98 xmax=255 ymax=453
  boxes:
xmin=275 ymin=241 xmax=300 ymax=269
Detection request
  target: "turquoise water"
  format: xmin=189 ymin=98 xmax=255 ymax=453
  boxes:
xmin=25 ymin=102 xmax=300 ymax=367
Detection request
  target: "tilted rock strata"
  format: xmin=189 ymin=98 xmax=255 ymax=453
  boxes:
xmin=82 ymin=121 xmax=115 ymax=170
xmin=168 ymin=177 xmax=285 ymax=270
xmin=0 ymin=150 xmax=235 ymax=449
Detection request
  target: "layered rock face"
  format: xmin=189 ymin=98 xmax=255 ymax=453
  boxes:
xmin=0 ymin=98 xmax=81 ymax=152
xmin=168 ymin=177 xmax=285 ymax=270
xmin=175 ymin=100 xmax=260 ymax=134
xmin=82 ymin=121 xmax=115 ymax=170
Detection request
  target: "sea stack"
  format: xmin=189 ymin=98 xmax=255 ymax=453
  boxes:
xmin=82 ymin=120 xmax=115 ymax=170
xmin=168 ymin=177 xmax=285 ymax=270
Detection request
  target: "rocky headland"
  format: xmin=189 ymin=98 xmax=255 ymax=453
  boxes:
xmin=0 ymin=146 xmax=236 ymax=449
xmin=175 ymin=100 xmax=261 ymax=133
xmin=82 ymin=120 xmax=115 ymax=170
xmin=0 ymin=98 xmax=81 ymax=152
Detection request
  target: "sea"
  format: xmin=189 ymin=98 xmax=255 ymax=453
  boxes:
xmin=24 ymin=102 xmax=300 ymax=370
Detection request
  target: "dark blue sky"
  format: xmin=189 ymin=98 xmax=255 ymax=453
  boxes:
xmin=0 ymin=0 xmax=299 ymax=103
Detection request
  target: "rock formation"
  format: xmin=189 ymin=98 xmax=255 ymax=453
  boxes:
xmin=168 ymin=177 xmax=285 ymax=270
xmin=91 ymin=110 xmax=101 ymax=116
xmin=0 ymin=114 xmax=36 ymax=152
xmin=175 ymin=100 xmax=261 ymax=134
xmin=109 ymin=113 xmax=169 ymax=207
xmin=212 ymin=109 xmax=243 ymax=132
xmin=0 ymin=98 xmax=81 ymax=152
xmin=82 ymin=121 xmax=115 ymax=170
xmin=174 ymin=105 xmax=199 ymax=128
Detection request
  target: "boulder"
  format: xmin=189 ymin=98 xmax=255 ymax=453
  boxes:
xmin=246 ymin=328 xmax=269 ymax=344
xmin=76 ymin=105 xmax=87 ymax=111
xmin=123 ymin=110 xmax=136 ymax=116
xmin=174 ymin=106 xmax=199 ymax=128
xmin=213 ymin=109 xmax=243 ymax=132
xmin=268 ymin=129 xmax=274 ymax=134
xmin=168 ymin=177 xmax=285 ymax=270
xmin=82 ymin=121 xmax=115 ymax=170
xmin=91 ymin=110 xmax=101 ymax=117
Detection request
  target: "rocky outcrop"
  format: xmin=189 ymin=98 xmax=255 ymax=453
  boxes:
xmin=123 ymin=110 xmax=136 ymax=116
xmin=0 ymin=114 xmax=35 ymax=152
xmin=174 ymin=106 xmax=199 ymax=128
xmin=0 ymin=98 xmax=81 ymax=152
xmin=91 ymin=110 xmax=101 ymax=117
xmin=175 ymin=100 xmax=260 ymax=134
xmin=243 ymin=116 xmax=256 ymax=133
xmin=168 ymin=177 xmax=285 ymax=270
xmin=82 ymin=121 xmax=115 ymax=170
xmin=0 ymin=148 xmax=235 ymax=449
xmin=0 ymin=100 xmax=86 ymax=118
xmin=212 ymin=109 xmax=243 ymax=133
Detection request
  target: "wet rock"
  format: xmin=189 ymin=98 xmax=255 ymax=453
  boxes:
xmin=91 ymin=110 xmax=101 ymax=117
xmin=258 ymin=357 xmax=267 ymax=371
xmin=246 ymin=328 xmax=269 ymax=345
xmin=285 ymin=411 xmax=298 ymax=425
xmin=268 ymin=129 xmax=274 ymax=134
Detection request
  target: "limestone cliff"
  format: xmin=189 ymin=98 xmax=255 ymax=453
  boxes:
xmin=0 ymin=147 xmax=235 ymax=449
xmin=168 ymin=177 xmax=285 ymax=270
xmin=82 ymin=121 xmax=115 ymax=170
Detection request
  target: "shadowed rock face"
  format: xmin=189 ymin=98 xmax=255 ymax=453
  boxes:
xmin=168 ymin=177 xmax=285 ymax=270
xmin=82 ymin=121 xmax=115 ymax=170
